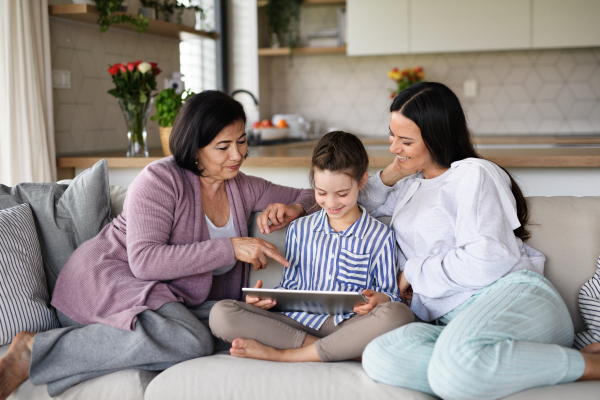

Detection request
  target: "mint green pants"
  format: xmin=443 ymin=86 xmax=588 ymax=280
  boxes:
xmin=362 ymin=270 xmax=585 ymax=400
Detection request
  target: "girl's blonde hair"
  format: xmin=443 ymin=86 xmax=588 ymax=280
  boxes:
xmin=309 ymin=131 xmax=369 ymax=188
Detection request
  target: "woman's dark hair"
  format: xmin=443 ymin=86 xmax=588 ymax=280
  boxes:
xmin=170 ymin=90 xmax=247 ymax=176
xmin=391 ymin=82 xmax=530 ymax=240
xmin=309 ymin=130 xmax=369 ymax=188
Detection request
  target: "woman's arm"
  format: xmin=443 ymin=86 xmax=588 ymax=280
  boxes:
xmin=125 ymin=165 xmax=237 ymax=281
xmin=244 ymin=174 xmax=315 ymax=215
xmin=403 ymin=168 xmax=523 ymax=298
xmin=359 ymin=171 xmax=402 ymax=217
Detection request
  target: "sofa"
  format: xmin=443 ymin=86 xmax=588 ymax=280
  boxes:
xmin=2 ymin=160 xmax=600 ymax=400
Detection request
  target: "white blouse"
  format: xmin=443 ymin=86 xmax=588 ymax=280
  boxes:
xmin=206 ymin=210 xmax=237 ymax=275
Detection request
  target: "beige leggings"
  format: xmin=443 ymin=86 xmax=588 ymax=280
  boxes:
xmin=209 ymin=300 xmax=414 ymax=362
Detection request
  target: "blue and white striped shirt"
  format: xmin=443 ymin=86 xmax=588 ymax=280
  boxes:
xmin=276 ymin=206 xmax=401 ymax=330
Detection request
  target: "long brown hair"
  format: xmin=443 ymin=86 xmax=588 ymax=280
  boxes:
xmin=390 ymin=82 xmax=530 ymax=240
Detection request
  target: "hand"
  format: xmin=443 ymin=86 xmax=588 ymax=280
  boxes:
xmin=231 ymin=237 xmax=290 ymax=271
xmin=380 ymin=159 xmax=416 ymax=187
xmin=257 ymin=203 xmax=305 ymax=235
xmin=353 ymin=289 xmax=391 ymax=315
xmin=398 ymin=271 xmax=413 ymax=303
xmin=245 ymin=280 xmax=276 ymax=310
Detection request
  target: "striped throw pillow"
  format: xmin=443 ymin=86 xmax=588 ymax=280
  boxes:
xmin=574 ymin=255 xmax=600 ymax=349
xmin=0 ymin=203 xmax=60 ymax=345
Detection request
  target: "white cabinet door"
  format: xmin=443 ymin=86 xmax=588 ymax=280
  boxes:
xmin=532 ymin=0 xmax=600 ymax=48
xmin=411 ymin=0 xmax=530 ymax=53
xmin=347 ymin=0 xmax=409 ymax=56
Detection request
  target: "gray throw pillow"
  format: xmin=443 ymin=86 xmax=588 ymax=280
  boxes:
xmin=0 ymin=159 xmax=111 ymax=295
xmin=0 ymin=204 xmax=60 ymax=345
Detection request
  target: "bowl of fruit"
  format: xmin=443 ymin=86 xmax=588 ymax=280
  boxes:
xmin=252 ymin=119 xmax=289 ymax=141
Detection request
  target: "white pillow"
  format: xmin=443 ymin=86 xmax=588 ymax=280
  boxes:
xmin=0 ymin=204 xmax=60 ymax=345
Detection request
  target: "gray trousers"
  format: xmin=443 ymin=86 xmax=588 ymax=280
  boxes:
xmin=29 ymin=301 xmax=229 ymax=397
xmin=209 ymin=300 xmax=414 ymax=362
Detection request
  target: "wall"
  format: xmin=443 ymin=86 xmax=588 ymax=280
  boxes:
xmin=50 ymin=19 xmax=181 ymax=156
xmin=260 ymin=8 xmax=600 ymax=137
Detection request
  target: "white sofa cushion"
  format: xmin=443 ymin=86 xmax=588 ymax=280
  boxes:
xmin=0 ymin=344 xmax=158 ymax=400
xmin=526 ymin=196 xmax=600 ymax=333
xmin=144 ymin=354 xmax=436 ymax=400
xmin=0 ymin=204 xmax=60 ymax=345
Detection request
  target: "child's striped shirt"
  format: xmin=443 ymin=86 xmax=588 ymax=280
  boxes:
xmin=276 ymin=206 xmax=401 ymax=330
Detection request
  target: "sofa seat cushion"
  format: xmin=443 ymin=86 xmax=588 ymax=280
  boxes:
xmin=501 ymin=381 xmax=600 ymax=399
xmin=144 ymin=353 xmax=436 ymax=400
xmin=0 ymin=344 xmax=158 ymax=400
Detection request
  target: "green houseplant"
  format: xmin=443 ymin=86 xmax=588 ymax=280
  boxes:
xmin=151 ymin=88 xmax=195 ymax=156
xmin=139 ymin=0 xmax=206 ymax=25
xmin=265 ymin=0 xmax=303 ymax=57
xmin=94 ymin=0 xmax=149 ymax=33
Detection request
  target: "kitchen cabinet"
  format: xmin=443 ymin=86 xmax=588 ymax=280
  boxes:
xmin=347 ymin=0 xmax=600 ymax=56
xmin=532 ymin=0 xmax=600 ymax=49
xmin=410 ymin=0 xmax=530 ymax=53
xmin=347 ymin=0 xmax=408 ymax=56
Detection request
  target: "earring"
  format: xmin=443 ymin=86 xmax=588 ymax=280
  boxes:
xmin=195 ymin=159 xmax=198 ymax=166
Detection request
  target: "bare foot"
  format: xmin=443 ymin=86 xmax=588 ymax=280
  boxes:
xmin=581 ymin=342 xmax=600 ymax=354
xmin=230 ymin=338 xmax=284 ymax=361
xmin=230 ymin=338 xmax=320 ymax=362
xmin=0 ymin=332 xmax=35 ymax=400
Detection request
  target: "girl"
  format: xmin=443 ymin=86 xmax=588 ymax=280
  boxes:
xmin=209 ymin=131 xmax=414 ymax=362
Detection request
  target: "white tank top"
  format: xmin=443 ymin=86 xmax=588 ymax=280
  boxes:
xmin=205 ymin=210 xmax=237 ymax=275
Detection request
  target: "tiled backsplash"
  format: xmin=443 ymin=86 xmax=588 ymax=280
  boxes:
xmin=50 ymin=19 xmax=181 ymax=155
xmin=264 ymin=47 xmax=600 ymax=137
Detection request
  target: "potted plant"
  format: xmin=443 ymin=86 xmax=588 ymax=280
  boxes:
xmin=138 ymin=0 xmax=206 ymax=26
xmin=151 ymin=88 xmax=195 ymax=156
xmin=265 ymin=0 xmax=303 ymax=53
xmin=93 ymin=0 xmax=149 ymax=33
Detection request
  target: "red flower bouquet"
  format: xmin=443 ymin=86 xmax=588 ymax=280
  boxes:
xmin=107 ymin=61 xmax=161 ymax=157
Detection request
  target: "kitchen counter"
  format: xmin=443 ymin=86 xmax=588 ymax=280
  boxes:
xmin=57 ymin=136 xmax=600 ymax=178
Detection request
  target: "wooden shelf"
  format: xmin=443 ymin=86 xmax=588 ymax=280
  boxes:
xmin=258 ymin=0 xmax=345 ymax=6
xmin=258 ymin=45 xmax=346 ymax=56
xmin=49 ymin=4 xmax=218 ymax=41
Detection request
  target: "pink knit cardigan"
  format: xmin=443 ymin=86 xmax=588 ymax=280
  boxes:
xmin=51 ymin=157 xmax=315 ymax=331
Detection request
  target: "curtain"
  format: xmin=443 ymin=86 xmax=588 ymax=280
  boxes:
xmin=0 ymin=0 xmax=56 ymax=186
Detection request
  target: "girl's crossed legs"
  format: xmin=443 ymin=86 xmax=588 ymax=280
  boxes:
xmin=209 ymin=300 xmax=413 ymax=362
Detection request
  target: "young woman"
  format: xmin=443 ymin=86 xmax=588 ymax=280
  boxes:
xmin=360 ymin=81 xmax=600 ymax=399
xmin=209 ymin=131 xmax=414 ymax=362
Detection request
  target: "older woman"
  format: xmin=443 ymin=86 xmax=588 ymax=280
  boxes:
xmin=360 ymin=82 xmax=600 ymax=399
xmin=0 ymin=90 xmax=315 ymax=399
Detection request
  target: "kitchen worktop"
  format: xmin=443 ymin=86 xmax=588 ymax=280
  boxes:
xmin=56 ymin=136 xmax=600 ymax=178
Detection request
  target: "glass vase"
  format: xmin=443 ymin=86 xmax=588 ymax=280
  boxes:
xmin=117 ymin=97 xmax=154 ymax=157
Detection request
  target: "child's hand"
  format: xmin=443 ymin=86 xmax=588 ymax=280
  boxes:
xmin=257 ymin=203 xmax=305 ymax=235
xmin=245 ymin=280 xmax=277 ymax=310
xmin=353 ymin=289 xmax=390 ymax=315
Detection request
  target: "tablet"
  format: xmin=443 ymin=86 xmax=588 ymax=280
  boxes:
xmin=242 ymin=288 xmax=368 ymax=315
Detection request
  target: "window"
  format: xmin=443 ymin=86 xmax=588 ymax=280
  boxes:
xmin=179 ymin=0 xmax=221 ymax=93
